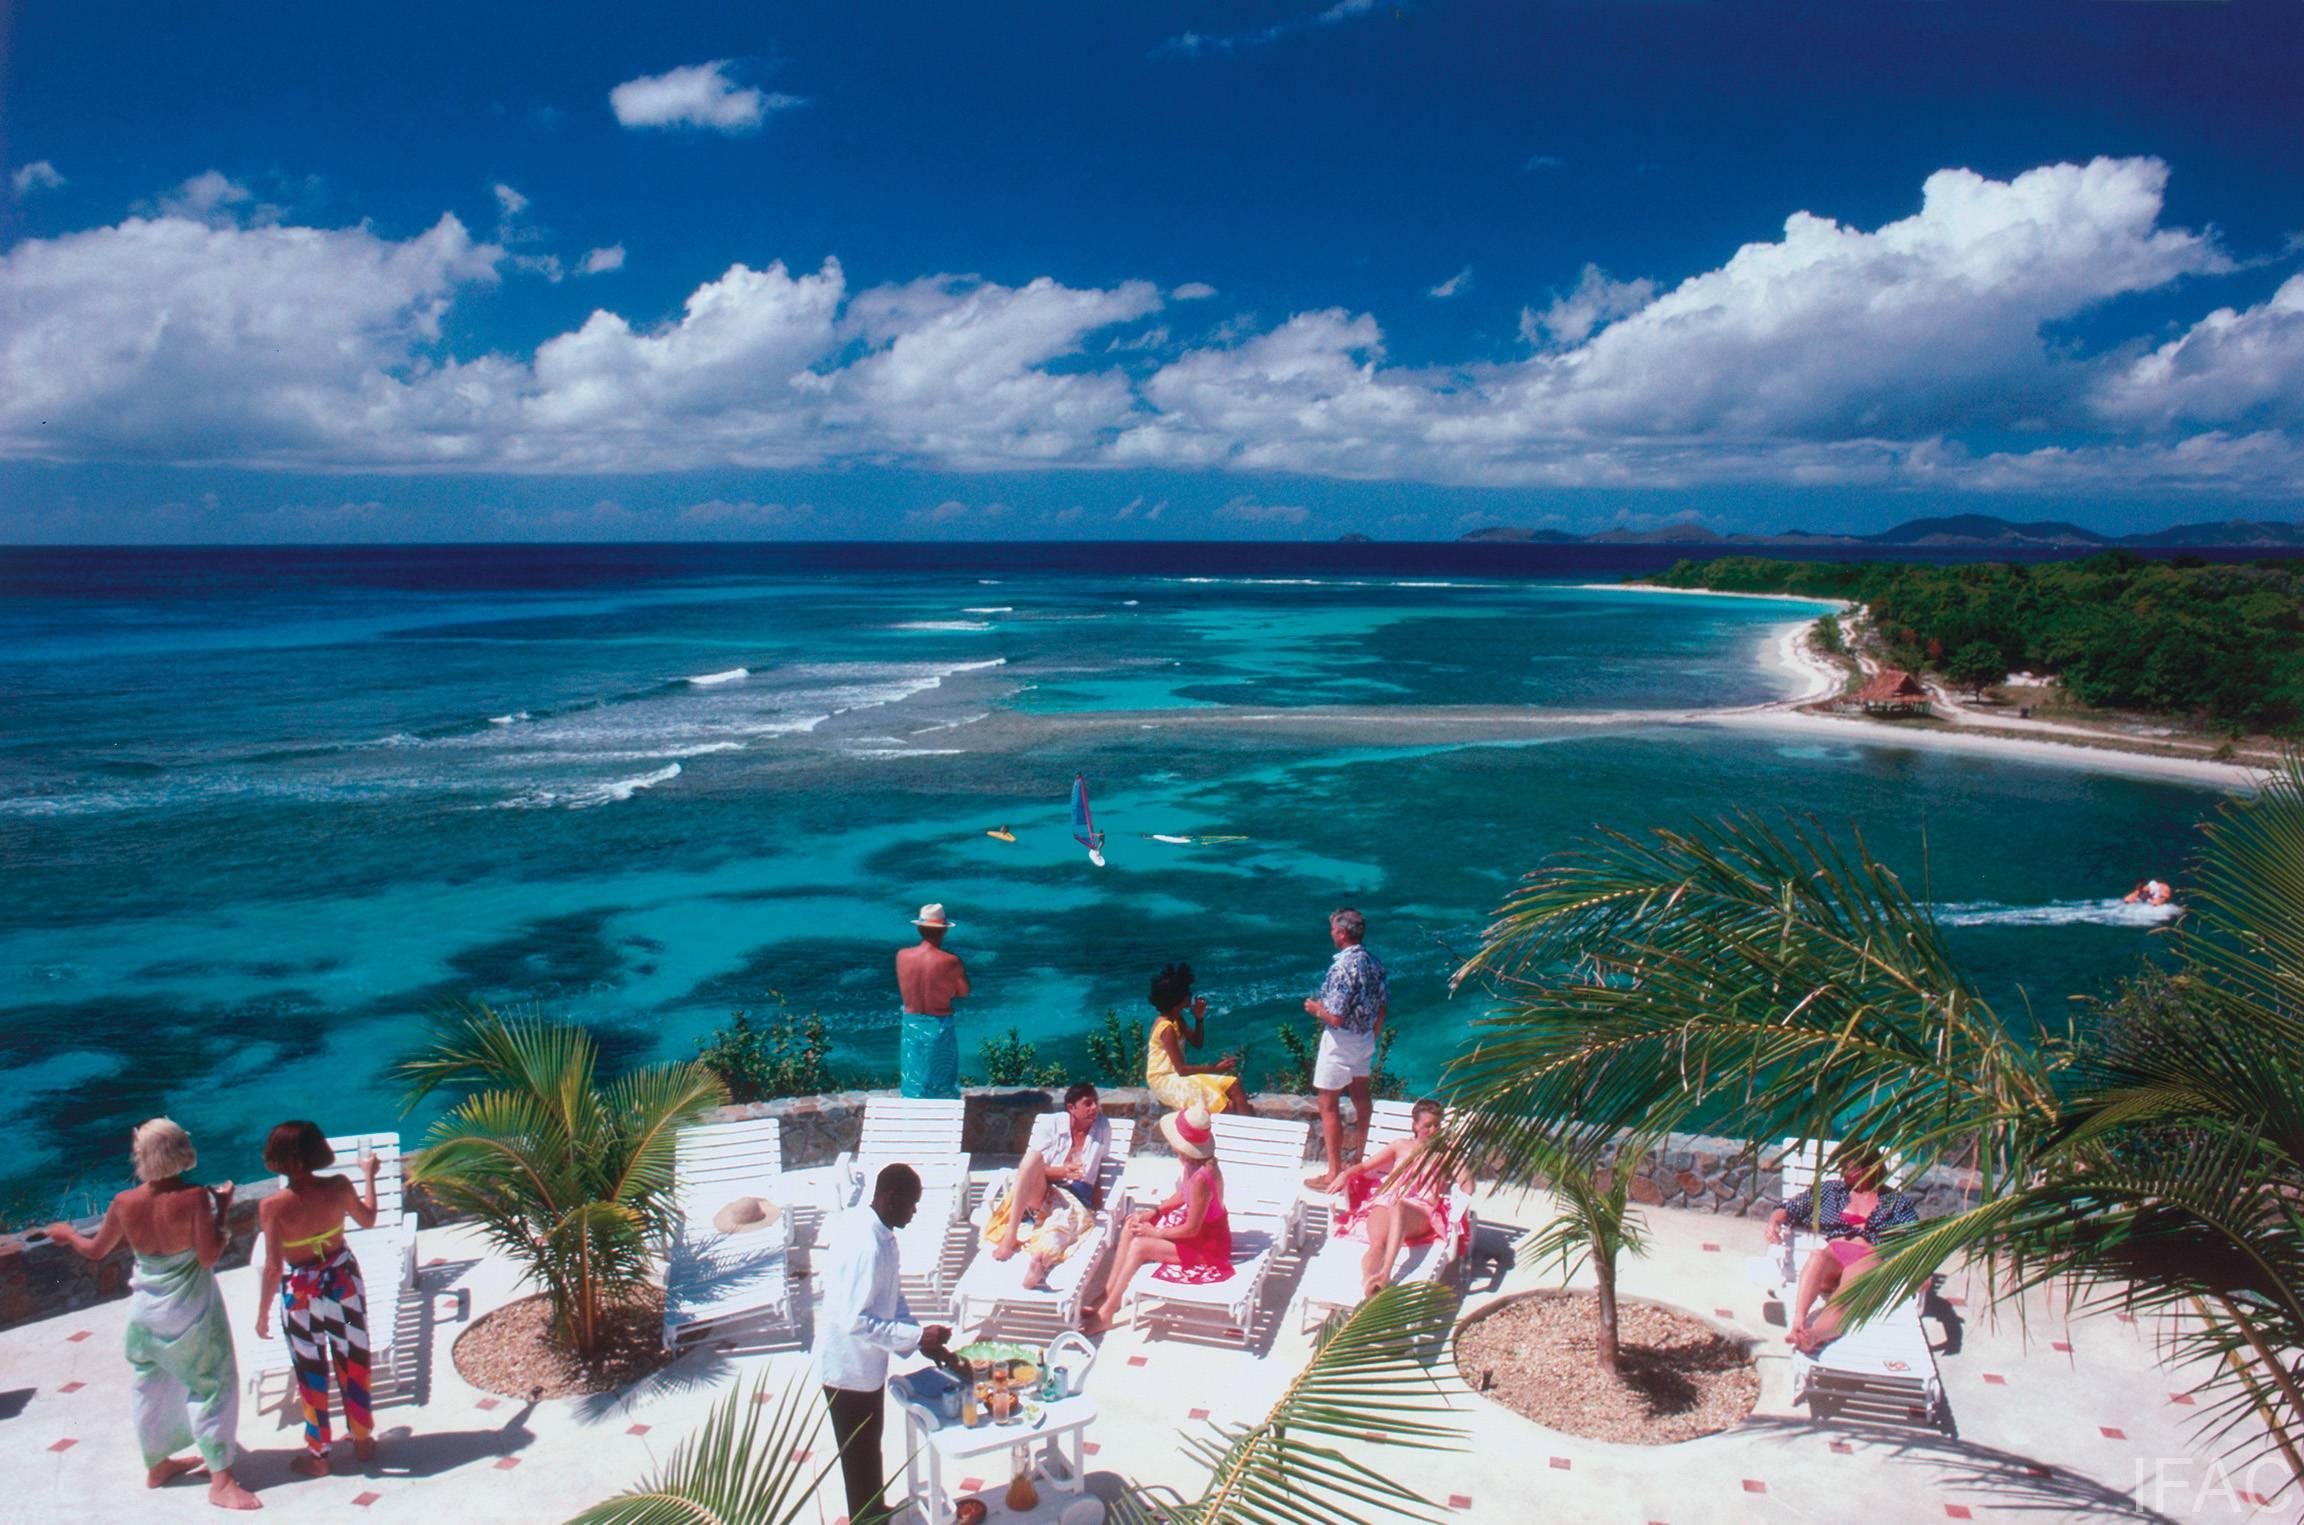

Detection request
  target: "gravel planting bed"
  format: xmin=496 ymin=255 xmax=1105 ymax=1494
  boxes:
xmin=453 ymin=1290 xmax=674 ymax=1399
xmin=1456 ymin=1291 xmax=1760 ymax=1445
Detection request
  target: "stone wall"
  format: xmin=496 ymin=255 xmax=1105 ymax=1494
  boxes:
xmin=0 ymin=1089 xmax=1974 ymax=1334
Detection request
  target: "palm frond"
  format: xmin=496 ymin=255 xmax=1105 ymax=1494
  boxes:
xmin=1115 ymin=1281 xmax=1465 ymax=1525
xmin=568 ymin=1376 xmax=834 ymax=1525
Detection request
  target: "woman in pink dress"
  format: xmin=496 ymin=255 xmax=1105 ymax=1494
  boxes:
xmin=1328 ymin=1099 xmax=1469 ymax=1298
xmin=1081 ymin=1104 xmax=1230 ymax=1332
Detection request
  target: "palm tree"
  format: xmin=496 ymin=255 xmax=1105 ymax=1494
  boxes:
xmin=568 ymin=1377 xmax=832 ymax=1525
xmin=403 ymin=1005 xmax=727 ymax=1357
xmin=1442 ymin=758 xmax=2304 ymax=1490
xmin=1519 ymin=1143 xmax=1652 ymax=1377
xmin=1117 ymin=1280 xmax=1467 ymax=1524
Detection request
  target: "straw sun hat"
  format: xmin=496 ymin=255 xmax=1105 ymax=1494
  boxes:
xmin=1159 ymin=1104 xmax=1215 ymax=1160
xmin=711 ymin=1196 xmax=784 ymax=1236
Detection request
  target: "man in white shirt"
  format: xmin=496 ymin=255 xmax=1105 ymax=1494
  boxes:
xmin=817 ymin=1164 xmax=951 ymax=1525
xmin=993 ymin=1084 xmax=1110 ymax=1254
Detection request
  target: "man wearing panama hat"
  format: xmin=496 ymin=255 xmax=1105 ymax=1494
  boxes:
xmin=895 ymin=903 xmax=971 ymax=1099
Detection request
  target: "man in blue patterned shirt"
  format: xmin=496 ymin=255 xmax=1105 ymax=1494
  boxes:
xmin=1303 ymin=906 xmax=1388 ymax=1189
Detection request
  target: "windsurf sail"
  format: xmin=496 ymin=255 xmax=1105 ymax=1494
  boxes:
xmin=1071 ymin=774 xmax=1105 ymax=865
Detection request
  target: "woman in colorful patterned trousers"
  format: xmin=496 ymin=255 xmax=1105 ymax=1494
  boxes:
xmin=255 ymin=1121 xmax=381 ymax=1476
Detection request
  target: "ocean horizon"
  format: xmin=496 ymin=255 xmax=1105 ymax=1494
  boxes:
xmin=0 ymin=543 xmax=2219 ymax=1222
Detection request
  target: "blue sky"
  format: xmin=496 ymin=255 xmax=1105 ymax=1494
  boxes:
xmin=4 ymin=1 xmax=2302 ymax=541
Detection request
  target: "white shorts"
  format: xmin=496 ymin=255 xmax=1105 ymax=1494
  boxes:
xmin=1313 ymin=1027 xmax=1376 ymax=1091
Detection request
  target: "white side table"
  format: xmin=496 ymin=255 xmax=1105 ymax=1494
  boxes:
xmin=895 ymin=1393 xmax=1098 ymax=1525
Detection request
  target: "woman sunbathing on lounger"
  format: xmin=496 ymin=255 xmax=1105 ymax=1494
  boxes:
xmin=1766 ymin=1142 xmax=1919 ymax=1354
xmin=1327 ymin=1099 xmax=1472 ymax=1299
xmin=1080 ymin=1104 xmax=1229 ymax=1334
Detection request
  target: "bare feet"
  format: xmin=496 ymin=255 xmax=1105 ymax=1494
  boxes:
xmin=1303 ymin=1170 xmax=1338 ymax=1192
xmin=148 ymin=1456 xmax=208 ymax=1488
xmin=1020 ymin=1261 xmax=1047 ymax=1291
xmin=1784 ymin=1324 xmax=1805 ymax=1347
xmin=208 ymin=1470 xmax=262 ymax=1510
xmin=353 ymin=1437 xmax=378 ymax=1463
xmin=990 ymin=1239 xmax=1018 ymax=1263
xmin=289 ymin=1453 xmax=330 ymax=1479
xmin=1362 ymin=1273 xmax=1387 ymax=1300
xmin=1078 ymin=1309 xmax=1111 ymax=1335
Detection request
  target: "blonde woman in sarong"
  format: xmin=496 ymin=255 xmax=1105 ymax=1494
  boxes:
xmin=45 ymin=1118 xmax=260 ymax=1510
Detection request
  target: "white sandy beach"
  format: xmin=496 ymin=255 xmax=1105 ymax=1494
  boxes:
xmin=1721 ymin=609 xmax=2264 ymax=792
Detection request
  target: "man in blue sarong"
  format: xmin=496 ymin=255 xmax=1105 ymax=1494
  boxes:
xmin=895 ymin=902 xmax=970 ymax=1098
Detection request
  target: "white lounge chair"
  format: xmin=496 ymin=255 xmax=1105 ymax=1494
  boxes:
xmin=661 ymin=1115 xmax=797 ymax=1352
xmin=828 ymin=1097 xmax=971 ymax=1305
xmin=1753 ymin=1138 xmax=1948 ymax=1432
xmin=1296 ymin=1102 xmax=1475 ymax=1330
xmin=1206 ymin=1113 xmax=1314 ymax=1251
xmin=246 ymin=1131 xmax=419 ymax=1414
xmin=951 ymin=1118 xmax=1139 ymax=1336
xmin=1113 ymin=1223 xmax=1278 ymax=1346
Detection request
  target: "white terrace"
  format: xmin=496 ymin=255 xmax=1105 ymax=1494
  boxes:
xmin=0 ymin=1141 xmax=2282 ymax=1525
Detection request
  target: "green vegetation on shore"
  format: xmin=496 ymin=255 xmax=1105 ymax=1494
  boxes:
xmin=1644 ymin=551 xmax=2304 ymax=733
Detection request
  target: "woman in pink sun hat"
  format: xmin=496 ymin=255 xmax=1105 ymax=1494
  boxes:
xmin=1080 ymin=1103 xmax=1231 ymax=1333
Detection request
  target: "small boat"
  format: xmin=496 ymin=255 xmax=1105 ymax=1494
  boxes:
xmin=1071 ymin=774 xmax=1105 ymax=867
xmin=985 ymin=826 xmax=1016 ymax=843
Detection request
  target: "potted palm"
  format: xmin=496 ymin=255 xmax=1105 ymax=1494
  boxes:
xmin=402 ymin=1005 xmax=727 ymax=1359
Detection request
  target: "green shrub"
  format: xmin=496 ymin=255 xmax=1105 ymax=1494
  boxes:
xmin=695 ymin=997 xmax=833 ymax=1103
xmin=1812 ymin=611 xmax=1847 ymax=656
xmin=969 ymin=1026 xmax=1070 ymax=1088
xmin=1084 ymin=1008 xmax=1146 ymax=1087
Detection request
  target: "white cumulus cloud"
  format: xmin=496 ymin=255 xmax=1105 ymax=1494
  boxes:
xmin=1214 ymin=494 xmax=1312 ymax=526
xmin=12 ymin=161 xmax=66 ymax=196
xmin=1427 ymin=267 xmax=1472 ymax=300
xmin=1170 ymin=282 xmax=1218 ymax=301
xmin=3 ymin=155 xmax=2296 ymax=502
xmin=609 ymin=61 xmax=801 ymax=133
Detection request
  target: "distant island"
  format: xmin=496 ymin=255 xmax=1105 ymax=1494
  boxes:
xmin=1460 ymin=512 xmax=2304 ymax=550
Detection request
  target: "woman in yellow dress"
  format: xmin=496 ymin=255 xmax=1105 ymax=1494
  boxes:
xmin=1144 ymin=962 xmax=1241 ymax=1114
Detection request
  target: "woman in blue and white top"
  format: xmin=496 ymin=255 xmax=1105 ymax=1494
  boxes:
xmin=1766 ymin=1142 xmax=1919 ymax=1354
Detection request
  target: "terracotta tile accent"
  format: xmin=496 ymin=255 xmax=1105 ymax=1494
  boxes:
xmin=65 ymin=1330 xmax=91 ymax=1343
xmin=626 ymin=1424 xmax=651 ymax=1436
xmin=47 ymin=1438 xmax=77 ymax=1452
xmin=2169 ymin=1393 xmax=2196 ymax=1406
xmin=58 ymin=1381 xmax=85 ymax=1394
xmin=2051 ymin=1341 xmax=2073 ymax=1353
xmin=1188 ymin=1407 xmax=1210 ymax=1420
xmin=1700 ymin=1243 xmax=1721 ymax=1253
xmin=788 ymin=1448 xmax=812 ymax=1462
xmin=426 ymin=1257 xmax=445 ymax=1267
xmin=1714 ymin=1308 xmax=1735 ymax=1319
xmin=1447 ymin=1496 xmax=1473 ymax=1511
xmin=1981 ymin=1373 xmax=2007 ymax=1385
xmin=1126 ymin=1354 xmax=1148 ymax=1368
xmin=1942 ymin=1295 xmax=1966 ymax=1307
xmin=1945 ymin=1507 xmax=1973 ymax=1520
xmin=959 ymin=1477 xmax=984 ymax=1493
xmin=494 ymin=1456 xmax=522 ymax=1470
xmin=475 ymin=1397 xmax=500 ymax=1411
xmin=2023 ymin=1465 xmax=2051 ymax=1479
xmin=2099 ymin=1426 xmax=2126 ymax=1440
xmin=352 ymin=1492 xmax=382 ymax=1508
xmin=1828 ymin=1441 xmax=1854 ymax=1455
xmin=1549 ymin=1456 xmax=1571 ymax=1470
xmin=1742 ymin=1480 xmax=1767 ymax=1494
xmin=1084 ymin=1442 xmax=1100 ymax=1456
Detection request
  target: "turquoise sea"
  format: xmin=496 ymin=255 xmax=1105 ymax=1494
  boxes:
xmin=0 ymin=545 xmax=2222 ymax=1221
